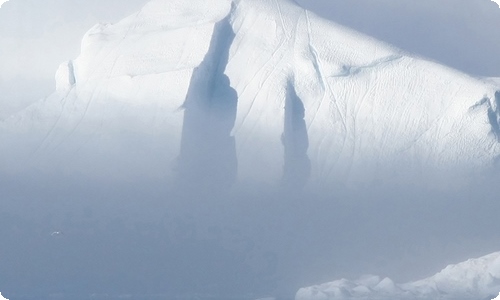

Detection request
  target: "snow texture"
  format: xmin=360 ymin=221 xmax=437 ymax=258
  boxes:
xmin=1 ymin=0 xmax=500 ymax=188
xmin=296 ymin=251 xmax=500 ymax=300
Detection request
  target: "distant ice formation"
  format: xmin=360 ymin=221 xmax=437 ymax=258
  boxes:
xmin=296 ymin=251 xmax=500 ymax=300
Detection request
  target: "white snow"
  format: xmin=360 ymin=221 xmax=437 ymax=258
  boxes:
xmin=1 ymin=0 xmax=500 ymax=187
xmin=0 ymin=292 xmax=8 ymax=300
xmin=296 ymin=251 xmax=500 ymax=300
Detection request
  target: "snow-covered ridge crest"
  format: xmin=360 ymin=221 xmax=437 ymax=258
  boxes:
xmin=296 ymin=251 xmax=500 ymax=300
xmin=1 ymin=0 xmax=500 ymax=187
xmin=70 ymin=0 xmax=232 ymax=88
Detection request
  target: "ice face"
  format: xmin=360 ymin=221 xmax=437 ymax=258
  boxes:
xmin=2 ymin=0 xmax=499 ymax=190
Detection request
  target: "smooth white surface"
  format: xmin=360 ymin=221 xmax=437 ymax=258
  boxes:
xmin=1 ymin=0 xmax=499 ymax=187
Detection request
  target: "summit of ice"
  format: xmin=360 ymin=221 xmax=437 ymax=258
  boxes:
xmin=1 ymin=0 xmax=500 ymax=188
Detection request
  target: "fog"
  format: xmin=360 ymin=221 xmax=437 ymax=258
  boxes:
xmin=1 ymin=0 xmax=500 ymax=299
xmin=3 ymin=171 xmax=500 ymax=299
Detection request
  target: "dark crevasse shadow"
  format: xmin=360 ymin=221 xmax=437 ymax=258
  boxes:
xmin=281 ymin=79 xmax=311 ymax=188
xmin=176 ymin=13 xmax=238 ymax=191
xmin=488 ymin=91 xmax=500 ymax=141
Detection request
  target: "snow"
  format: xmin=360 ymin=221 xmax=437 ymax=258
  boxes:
xmin=0 ymin=293 xmax=8 ymax=300
xmin=296 ymin=251 xmax=500 ymax=300
xmin=1 ymin=0 xmax=500 ymax=187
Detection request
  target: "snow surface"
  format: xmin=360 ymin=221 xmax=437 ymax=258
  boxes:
xmin=1 ymin=0 xmax=500 ymax=187
xmin=296 ymin=251 xmax=500 ymax=300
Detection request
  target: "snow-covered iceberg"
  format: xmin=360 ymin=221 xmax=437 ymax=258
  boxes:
xmin=1 ymin=0 xmax=499 ymax=188
xmin=296 ymin=252 xmax=500 ymax=300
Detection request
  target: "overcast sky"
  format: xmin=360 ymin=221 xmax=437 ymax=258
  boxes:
xmin=0 ymin=0 xmax=499 ymax=119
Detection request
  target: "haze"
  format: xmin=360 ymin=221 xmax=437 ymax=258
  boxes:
xmin=1 ymin=1 xmax=500 ymax=299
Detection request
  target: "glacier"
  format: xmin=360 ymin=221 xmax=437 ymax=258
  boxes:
xmin=296 ymin=251 xmax=500 ymax=300
xmin=0 ymin=0 xmax=499 ymax=189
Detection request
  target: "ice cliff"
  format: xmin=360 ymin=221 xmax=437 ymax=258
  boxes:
xmin=1 ymin=0 xmax=500 ymax=188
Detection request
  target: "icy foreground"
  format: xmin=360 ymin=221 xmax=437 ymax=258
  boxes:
xmin=296 ymin=252 xmax=500 ymax=300
xmin=1 ymin=0 xmax=500 ymax=187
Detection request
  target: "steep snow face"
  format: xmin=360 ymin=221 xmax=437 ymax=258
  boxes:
xmin=296 ymin=251 xmax=500 ymax=300
xmin=1 ymin=0 xmax=500 ymax=187
xmin=0 ymin=0 xmax=232 ymax=182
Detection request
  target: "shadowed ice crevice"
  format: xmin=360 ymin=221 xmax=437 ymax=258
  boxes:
xmin=176 ymin=12 xmax=238 ymax=191
xmin=281 ymin=79 xmax=311 ymax=188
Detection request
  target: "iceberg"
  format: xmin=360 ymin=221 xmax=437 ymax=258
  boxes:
xmin=296 ymin=251 xmax=500 ymax=300
xmin=1 ymin=0 xmax=499 ymax=189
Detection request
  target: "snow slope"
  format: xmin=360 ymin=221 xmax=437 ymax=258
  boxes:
xmin=296 ymin=251 xmax=500 ymax=300
xmin=1 ymin=0 xmax=499 ymax=187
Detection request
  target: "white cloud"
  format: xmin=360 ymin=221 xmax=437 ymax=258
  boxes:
xmin=0 ymin=0 xmax=8 ymax=8
xmin=493 ymin=0 xmax=500 ymax=7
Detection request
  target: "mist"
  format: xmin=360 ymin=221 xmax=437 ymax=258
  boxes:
xmin=1 ymin=0 xmax=500 ymax=300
